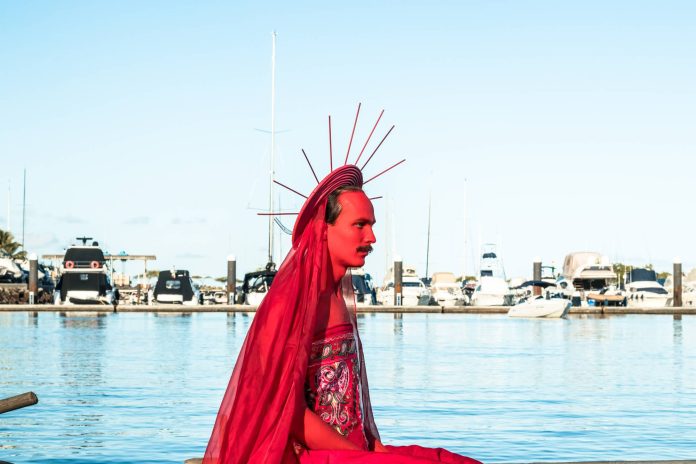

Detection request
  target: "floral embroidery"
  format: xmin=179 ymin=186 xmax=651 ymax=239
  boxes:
xmin=316 ymin=361 xmax=350 ymax=429
xmin=306 ymin=326 xmax=365 ymax=445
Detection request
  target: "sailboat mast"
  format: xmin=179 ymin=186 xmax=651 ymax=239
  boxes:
xmin=267 ymin=31 xmax=277 ymax=266
xmin=462 ymin=178 xmax=467 ymax=279
xmin=22 ymin=169 xmax=26 ymax=249
xmin=425 ymin=192 xmax=431 ymax=279
xmin=6 ymin=179 xmax=10 ymax=232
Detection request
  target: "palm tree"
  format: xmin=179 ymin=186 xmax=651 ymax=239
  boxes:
xmin=0 ymin=229 xmax=27 ymax=260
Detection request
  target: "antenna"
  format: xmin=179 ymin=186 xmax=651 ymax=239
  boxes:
xmin=76 ymin=236 xmax=93 ymax=245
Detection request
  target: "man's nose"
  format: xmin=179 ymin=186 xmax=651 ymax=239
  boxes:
xmin=365 ymin=226 xmax=376 ymax=244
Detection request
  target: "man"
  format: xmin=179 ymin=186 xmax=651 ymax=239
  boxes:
xmin=204 ymin=165 xmax=480 ymax=463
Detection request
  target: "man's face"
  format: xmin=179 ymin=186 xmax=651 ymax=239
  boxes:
xmin=327 ymin=190 xmax=377 ymax=270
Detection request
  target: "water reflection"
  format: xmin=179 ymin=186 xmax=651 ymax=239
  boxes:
xmin=57 ymin=314 xmax=108 ymax=454
xmin=672 ymin=318 xmax=683 ymax=393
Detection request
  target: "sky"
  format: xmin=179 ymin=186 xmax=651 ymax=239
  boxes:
xmin=1 ymin=1 xmax=695 ymax=284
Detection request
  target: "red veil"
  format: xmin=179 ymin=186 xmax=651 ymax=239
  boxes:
xmin=203 ymin=165 xmax=481 ymax=464
xmin=203 ymin=165 xmax=380 ymax=463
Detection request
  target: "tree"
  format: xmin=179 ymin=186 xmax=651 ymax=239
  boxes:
xmin=612 ymin=263 xmax=627 ymax=283
xmin=0 ymin=229 xmax=26 ymax=260
xmin=145 ymin=269 xmax=160 ymax=279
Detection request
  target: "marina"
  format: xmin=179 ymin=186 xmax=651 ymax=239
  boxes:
xmin=1 ymin=311 xmax=694 ymax=463
xmin=3 ymin=2 xmax=696 ymax=463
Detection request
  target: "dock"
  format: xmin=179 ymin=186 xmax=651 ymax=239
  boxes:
xmin=0 ymin=304 xmax=695 ymax=315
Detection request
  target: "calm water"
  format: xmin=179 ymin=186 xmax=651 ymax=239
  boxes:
xmin=0 ymin=312 xmax=694 ymax=463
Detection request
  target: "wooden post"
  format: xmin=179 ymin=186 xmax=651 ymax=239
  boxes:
xmin=227 ymin=255 xmax=236 ymax=305
xmin=0 ymin=391 xmax=38 ymax=415
xmin=533 ymin=258 xmax=542 ymax=296
xmin=673 ymin=258 xmax=682 ymax=309
xmin=28 ymin=253 xmax=38 ymax=304
xmin=394 ymin=259 xmax=403 ymax=306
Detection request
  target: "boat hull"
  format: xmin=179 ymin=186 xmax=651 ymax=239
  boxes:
xmin=508 ymin=299 xmax=570 ymax=318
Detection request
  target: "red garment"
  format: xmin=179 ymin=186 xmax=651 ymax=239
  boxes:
xmin=203 ymin=165 xmax=481 ymax=464
xmin=305 ymin=323 xmax=368 ymax=450
xmin=298 ymin=445 xmax=482 ymax=464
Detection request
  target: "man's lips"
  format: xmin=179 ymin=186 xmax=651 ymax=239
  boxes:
xmin=357 ymin=246 xmax=373 ymax=255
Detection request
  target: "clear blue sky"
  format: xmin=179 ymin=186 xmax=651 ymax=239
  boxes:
xmin=1 ymin=1 xmax=695 ymax=282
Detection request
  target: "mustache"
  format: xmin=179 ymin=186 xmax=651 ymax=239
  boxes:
xmin=357 ymin=245 xmax=373 ymax=254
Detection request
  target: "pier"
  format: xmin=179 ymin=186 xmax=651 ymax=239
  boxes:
xmin=1 ymin=304 xmax=695 ymax=315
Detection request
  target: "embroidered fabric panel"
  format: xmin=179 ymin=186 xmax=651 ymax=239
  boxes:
xmin=306 ymin=325 xmax=368 ymax=449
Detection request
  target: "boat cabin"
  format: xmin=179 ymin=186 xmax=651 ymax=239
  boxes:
xmin=152 ymin=270 xmax=200 ymax=305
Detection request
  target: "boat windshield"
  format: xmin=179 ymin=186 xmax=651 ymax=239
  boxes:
xmin=403 ymin=281 xmax=422 ymax=288
xmin=64 ymin=248 xmax=105 ymax=264
xmin=165 ymin=280 xmax=181 ymax=290
xmin=639 ymin=287 xmax=668 ymax=295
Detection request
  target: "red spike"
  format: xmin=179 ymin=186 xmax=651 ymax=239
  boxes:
xmin=273 ymin=179 xmax=307 ymax=199
xmin=360 ymin=125 xmax=395 ymax=171
xmin=363 ymin=159 xmax=406 ymax=185
xmin=328 ymin=115 xmax=333 ymax=171
xmin=301 ymin=149 xmax=320 ymax=184
xmin=354 ymin=109 xmax=384 ymax=166
xmin=257 ymin=212 xmax=299 ymax=216
xmin=344 ymin=103 xmax=361 ymax=165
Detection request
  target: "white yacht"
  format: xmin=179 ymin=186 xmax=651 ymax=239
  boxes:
xmin=558 ymin=252 xmax=617 ymax=293
xmin=470 ymin=244 xmax=512 ymax=306
xmin=624 ymin=268 xmax=668 ymax=308
xmin=508 ymin=281 xmax=569 ymax=318
xmin=377 ymin=265 xmax=430 ymax=306
xmin=430 ymin=272 xmax=467 ymax=306
xmin=508 ymin=295 xmax=570 ymax=318
xmin=479 ymin=243 xmax=506 ymax=279
xmin=470 ymin=276 xmax=513 ymax=306
xmin=54 ymin=238 xmax=114 ymax=305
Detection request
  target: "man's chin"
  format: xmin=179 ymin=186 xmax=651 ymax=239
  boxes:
xmin=352 ymin=257 xmax=367 ymax=267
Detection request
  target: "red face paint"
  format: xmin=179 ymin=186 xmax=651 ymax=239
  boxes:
xmin=327 ymin=191 xmax=376 ymax=275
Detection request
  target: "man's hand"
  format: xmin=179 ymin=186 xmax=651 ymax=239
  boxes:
xmin=373 ymin=439 xmax=389 ymax=453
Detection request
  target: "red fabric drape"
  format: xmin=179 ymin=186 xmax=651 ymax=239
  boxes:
xmin=203 ymin=166 xmax=376 ymax=463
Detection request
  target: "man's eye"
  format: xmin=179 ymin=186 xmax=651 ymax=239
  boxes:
xmin=355 ymin=222 xmax=365 ymax=228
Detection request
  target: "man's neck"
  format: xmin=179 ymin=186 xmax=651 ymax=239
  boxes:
xmin=331 ymin=263 xmax=347 ymax=293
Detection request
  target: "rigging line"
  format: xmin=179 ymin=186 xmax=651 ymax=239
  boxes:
xmin=301 ymin=149 xmax=320 ymax=184
xmin=344 ymin=102 xmax=361 ymax=165
xmin=354 ymin=109 xmax=384 ymax=166
xmin=274 ymin=217 xmax=293 ymax=235
xmin=363 ymin=158 xmax=406 ymax=185
xmin=360 ymin=125 xmax=395 ymax=171
xmin=368 ymin=196 xmax=383 ymax=200
xmin=273 ymin=180 xmax=308 ymax=199
xmin=328 ymin=115 xmax=333 ymax=172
